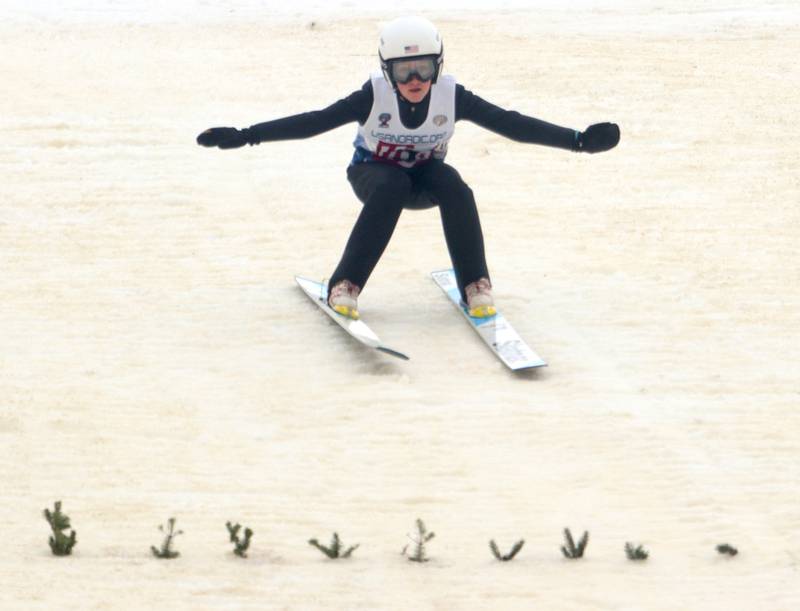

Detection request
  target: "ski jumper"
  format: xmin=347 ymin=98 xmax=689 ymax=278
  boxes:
xmin=244 ymin=74 xmax=581 ymax=297
xmin=330 ymin=73 xmax=490 ymax=296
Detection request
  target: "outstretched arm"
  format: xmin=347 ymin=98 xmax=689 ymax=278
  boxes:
xmin=197 ymin=82 xmax=373 ymax=149
xmin=456 ymin=85 xmax=619 ymax=153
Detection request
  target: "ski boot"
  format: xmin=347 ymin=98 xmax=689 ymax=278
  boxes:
xmin=465 ymin=277 xmax=496 ymax=318
xmin=328 ymin=279 xmax=361 ymax=320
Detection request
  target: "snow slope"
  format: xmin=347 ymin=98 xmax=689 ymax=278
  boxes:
xmin=1 ymin=2 xmax=799 ymax=609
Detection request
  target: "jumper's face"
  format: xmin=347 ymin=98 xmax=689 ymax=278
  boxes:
xmin=389 ymin=56 xmax=436 ymax=103
xmin=397 ymin=78 xmax=431 ymax=103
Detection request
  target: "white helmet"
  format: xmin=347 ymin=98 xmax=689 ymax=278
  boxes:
xmin=379 ymin=16 xmax=444 ymax=88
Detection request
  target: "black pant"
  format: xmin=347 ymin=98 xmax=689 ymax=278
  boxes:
xmin=329 ymin=159 xmax=490 ymax=299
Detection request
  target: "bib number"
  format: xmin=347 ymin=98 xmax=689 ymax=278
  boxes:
xmin=375 ymin=141 xmax=432 ymax=168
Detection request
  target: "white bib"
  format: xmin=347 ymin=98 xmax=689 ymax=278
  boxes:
xmin=353 ymin=72 xmax=456 ymax=169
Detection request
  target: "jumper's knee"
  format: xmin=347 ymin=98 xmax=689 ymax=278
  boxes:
xmin=350 ymin=164 xmax=413 ymax=208
xmin=438 ymin=180 xmax=475 ymax=211
xmin=430 ymin=164 xmax=475 ymax=204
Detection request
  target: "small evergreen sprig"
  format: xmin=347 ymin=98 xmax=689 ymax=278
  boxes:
xmin=490 ymin=539 xmax=525 ymax=561
xmin=151 ymin=517 xmax=183 ymax=559
xmin=308 ymin=532 xmax=359 ymax=559
xmin=226 ymin=522 xmax=254 ymax=558
xmin=403 ymin=518 xmax=435 ymax=562
xmin=561 ymin=528 xmax=589 ymax=559
xmin=717 ymin=543 xmax=738 ymax=557
xmin=625 ymin=542 xmax=649 ymax=561
xmin=43 ymin=501 xmax=77 ymax=556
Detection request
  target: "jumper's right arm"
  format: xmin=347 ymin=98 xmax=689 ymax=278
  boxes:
xmin=197 ymin=82 xmax=372 ymax=149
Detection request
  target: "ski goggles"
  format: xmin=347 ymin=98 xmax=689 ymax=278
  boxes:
xmin=389 ymin=57 xmax=437 ymax=84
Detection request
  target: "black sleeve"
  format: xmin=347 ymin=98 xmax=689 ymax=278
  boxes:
xmin=246 ymin=81 xmax=374 ymax=144
xmin=455 ymin=84 xmax=579 ymax=151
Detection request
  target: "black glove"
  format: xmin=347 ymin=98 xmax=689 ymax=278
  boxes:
xmin=576 ymin=122 xmax=620 ymax=153
xmin=196 ymin=127 xmax=252 ymax=149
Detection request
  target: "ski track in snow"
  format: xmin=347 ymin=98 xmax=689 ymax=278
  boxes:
xmin=2 ymin=2 xmax=800 ymax=609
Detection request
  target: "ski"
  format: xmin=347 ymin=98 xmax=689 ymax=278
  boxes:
xmin=295 ymin=276 xmax=409 ymax=361
xmin=431 ymin=269 xmax=546 ymax=370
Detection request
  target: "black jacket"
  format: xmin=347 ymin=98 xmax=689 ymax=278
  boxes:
xmin=246 ymin=80 xmax=579 ymax=152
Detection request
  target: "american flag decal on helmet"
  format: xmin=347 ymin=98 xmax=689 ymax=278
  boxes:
xmin=404 ymin=45 xmax=419 ymax=54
